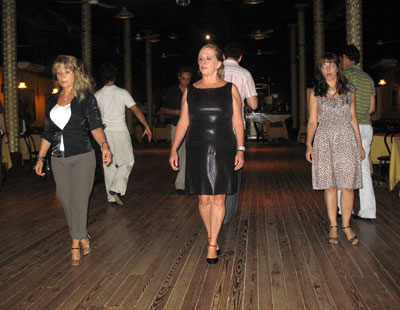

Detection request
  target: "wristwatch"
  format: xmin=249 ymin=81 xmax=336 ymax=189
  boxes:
xmin=237 ymin=146 xmax=245 ymax=152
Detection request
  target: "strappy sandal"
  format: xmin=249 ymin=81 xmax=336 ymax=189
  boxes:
xmin=81 ymin=235 xmax=91 ymax=256
xmin=342 ymin=226 xmax=359 ymax=245
xmin=329 ymin=226 xmax=339 ymax=244
xmin=208 ymin=237 xmax=221 ymax=256
xmin=71 ymin=247 xmax=81 ymax=267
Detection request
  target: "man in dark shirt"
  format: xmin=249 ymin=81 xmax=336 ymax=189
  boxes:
xmin=0 ymin=102 xmax=9 ymax=190
xmin=161 ymin=67 xmax=191 ymax=196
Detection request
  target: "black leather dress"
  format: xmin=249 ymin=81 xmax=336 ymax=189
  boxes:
xmin=185 ymin=83 xmax=237 ymax=195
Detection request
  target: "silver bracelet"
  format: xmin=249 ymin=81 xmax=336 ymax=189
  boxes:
xmin=37 ymin=157 xmax=45 ymax=162
xmin=237 ymin=146 xmax=245 ymax=152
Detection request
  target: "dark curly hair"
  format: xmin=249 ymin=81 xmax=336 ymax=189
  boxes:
xmin=313 ymin=52 xmax=349 ymax=97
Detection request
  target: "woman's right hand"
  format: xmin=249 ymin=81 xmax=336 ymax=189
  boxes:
xmin=35 ymin=160 xmax=46 ymax=177
xmin=169 ymin=150 xmax=179 ymax=171
xmin=305 ymin=145 xmax=314 ymax=163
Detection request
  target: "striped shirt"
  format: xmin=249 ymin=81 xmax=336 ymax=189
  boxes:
xmin=223 ymin=59 xmax=257 ymax=128
xmin=344 ymin=65 xmax=375 ymax=125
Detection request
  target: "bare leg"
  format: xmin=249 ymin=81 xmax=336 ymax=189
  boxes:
xmin=198 ymin=195 xmax=212 ymax=239
xmin=324 ymin=187 xmax=338 ymax=243
xmin=198 ymin=194 xmax=225 ymax=259
xmin=340 ymin=189 xmax=358 ymax=245
xmin=208 ymin=195 xmax=225 ymax=258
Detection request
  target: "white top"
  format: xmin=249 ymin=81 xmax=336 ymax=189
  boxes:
xmin=95 ymin=85 xmax=136 ymax=131
xmin=223 ymin=59 xmax=257 ymax=128
xmin=50 ymin=103 xmax=71 ymax=151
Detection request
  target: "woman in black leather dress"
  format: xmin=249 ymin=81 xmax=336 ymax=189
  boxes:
xmin=169 ymin=44 xmax=244 ymax=264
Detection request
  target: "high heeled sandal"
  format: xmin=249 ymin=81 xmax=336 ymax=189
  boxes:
xmin=208 ymin=238 xmax=221 ymax=256
xmin=341 ymin=226 xmax=359 ymax=245
xmin=328 ymin=226 xmax=339 ymax=244
xmin=71 ymin=248 xmax=81 ymax=267
xmin=206 ymin=244 xmax=219 ymax=265
xmin=82 ymin=235 xmax=91 ymax=256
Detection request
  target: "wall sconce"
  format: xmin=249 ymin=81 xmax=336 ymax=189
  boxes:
xmin=52 ymin=88 xmax=59 ymax=94
xmin=378 ymin=79 xmax=387 ymax=86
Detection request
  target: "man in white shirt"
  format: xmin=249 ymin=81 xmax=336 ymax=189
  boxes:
xmin=95 ymin=63 xmax=152 ymax=206
xmin=223 ymin=42 xmax=258 ymax=223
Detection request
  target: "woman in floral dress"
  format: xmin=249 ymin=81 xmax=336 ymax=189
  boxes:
xmin=305 ymin=53 xmax=365 ymax=245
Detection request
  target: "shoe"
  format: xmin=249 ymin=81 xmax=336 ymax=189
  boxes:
xmin=206 ymin=244 xmax=219 ymax=265
xmin=109 ymin=191 xmax=124 ymax=205
xmin=208 ymin=238 xmax=221 ymax=256
xmin=71 ymin=247 xmax=81 ymax=267
xmin=81 ymin=235 xmax=91 ymax=256
xmin=176 ymin=189 xmax=186 ymax=196
xmin=342 ymin=226 xmax=359 ymax=245
xmin=328 ymin=226 xmax=339 ymax=244
xmin=108 ymin=202 xmax=119 ymax=207
xmin=352 ymin=215 xmax=375 ymax=221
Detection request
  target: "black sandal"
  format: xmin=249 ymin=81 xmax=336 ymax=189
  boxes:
xmin=342 ymin=226 xmax=359 ymax=245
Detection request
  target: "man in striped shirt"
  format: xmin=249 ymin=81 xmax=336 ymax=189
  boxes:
xmin=338 ymin=44 xmax=376 ymax=220
xmin=223 ymin=42 xmax=258 ymax=224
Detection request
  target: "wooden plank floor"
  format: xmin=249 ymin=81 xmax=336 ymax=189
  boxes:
xmin=1 ymin=142 xmax=400 ymax=310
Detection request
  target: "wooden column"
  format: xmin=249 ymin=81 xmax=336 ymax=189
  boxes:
xmin=346 ymin=0 xmax=363 ymax=67
xmin=296 ymin=4 xmax=308 ymax=125
xmin=145 ymin=40 xmax=153 ymax=127
xmin=313 ymin=0 xmax=324 ymax=68
xmin=123 ymin=18 xmax=134 ymax=134
xmin=2 ymin=0 xmax=22 ymax=174
xmin=288 ymin=24 xmax=298 ymax=129
xmin=82 ymin=1 xmax=92 ymax=76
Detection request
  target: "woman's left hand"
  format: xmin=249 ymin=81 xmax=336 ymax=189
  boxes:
xmin=360 ymin=146 xmax=366 ymax=161
xmin=234 ymin=151 xmax=244 ymax=170
xmin=102 ymin=148 xmax=112 ymax=165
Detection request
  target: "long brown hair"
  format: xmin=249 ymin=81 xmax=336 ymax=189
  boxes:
xmin=313 ymin=52 xmax=349 ymax=97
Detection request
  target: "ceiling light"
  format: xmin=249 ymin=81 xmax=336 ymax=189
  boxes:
xmin=378 ymin=79 xmax=387 ymax=86
xmin=168 ymin=33 xmax=179 ymax=40
xmin=146 ymin=35 xmax=160 ymax=43
xmin=243 ymin=0 xmax=264 ymax=4
xmin=251 ymin=30 xmax=264 ymax=40
xmin=176 ymin=0 xmax=190 ymax=7
xmin=52 ymin=88 xmax=59 ymax=94
xmin=18 ymin=82 xmax=27 ymax=89
xmin=134 ymin=33 xmax=143 ymax=41
xmin=115 ymin=6 xmax=134 ymax=19
xmin=205 ymin=34 xmax=211 ymax=40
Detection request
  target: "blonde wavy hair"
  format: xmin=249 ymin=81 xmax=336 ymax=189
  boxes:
xmin=198 ymin=43 xmax=224 ymax=79
xmin=52 ymin=55 xmax=92 ymax=101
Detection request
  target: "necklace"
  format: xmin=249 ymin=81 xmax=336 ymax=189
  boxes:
xmin=327 ymin=89 xmax=337 ymax=95
xmin=61 ymin=92 xmax=72 ymax=101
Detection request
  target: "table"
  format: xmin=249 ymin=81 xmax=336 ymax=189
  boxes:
xmin=245 ymin=113 xmax=290 ymax=140
xmin=389 ymin=138 xmax=400 ymax=194
xmin=262 ymin=121 xmax=289 ymax=142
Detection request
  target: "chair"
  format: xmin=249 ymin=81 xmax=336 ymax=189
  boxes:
xmin=253 ymin=121 xmax=268 ymax=144
xmin=22 ymin=131 xmax=39 ymax=169
xmin=376 ymin=131 xmax=393 ymax=183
